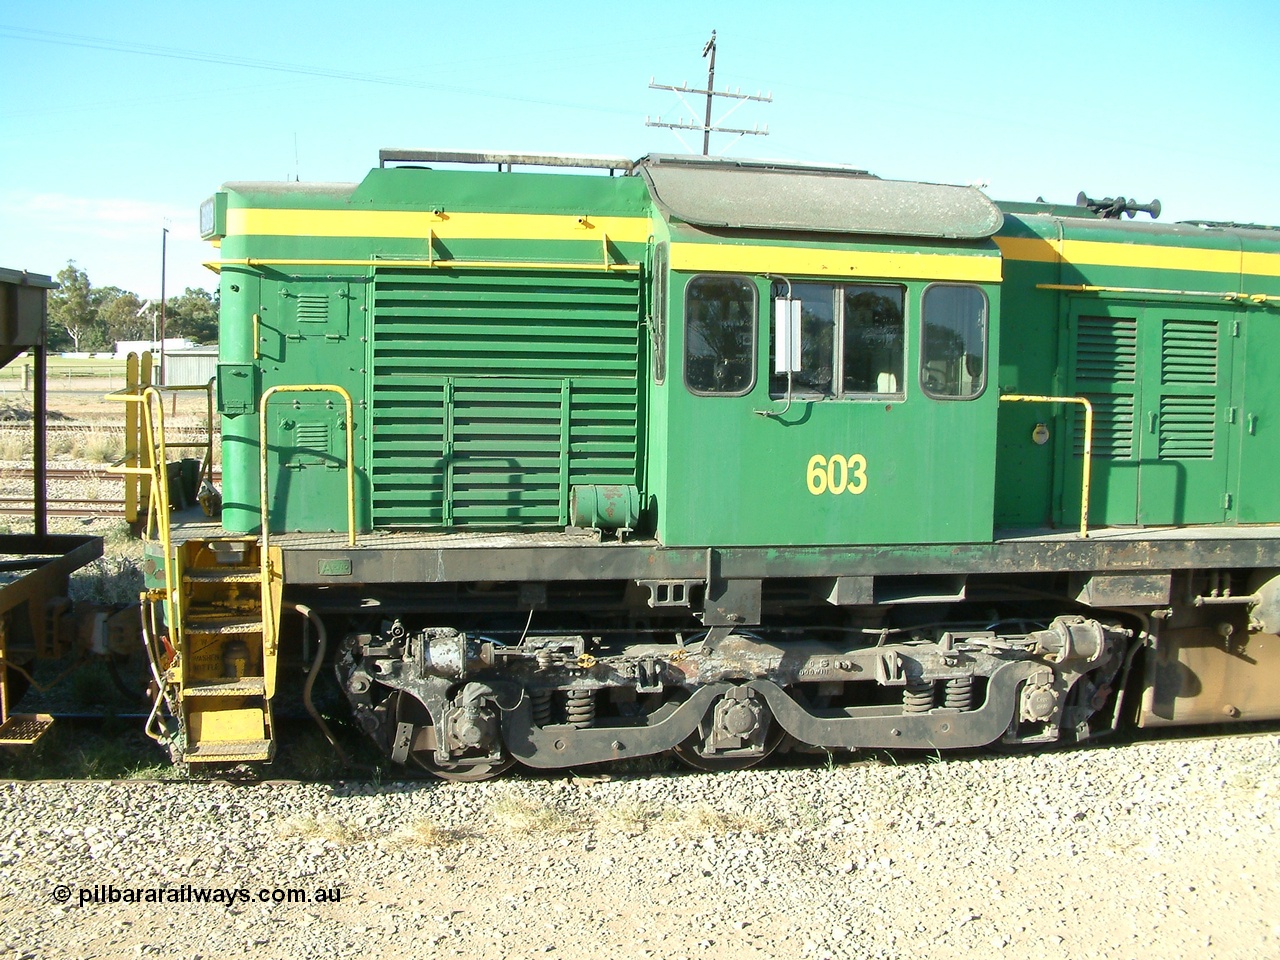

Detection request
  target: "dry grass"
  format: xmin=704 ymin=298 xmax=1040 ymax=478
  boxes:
xmin=70 ymin=554 xmax=144 ymax=605
xmin=0 ymin=431 xmax=32 ymax=460
xmin=598 ymin=798 xmax=659 ymax=834
xmin=82 ymin=429 xmax=126 ymax=464
xmin=389 ymin=817 xmax=473 ymax=848
xmin=278 ymin=813 xmax=364 ymax=844
xmin=488 ymin=794 xmax=575 ymax=834
xmin=657 ymin=802 xmax=772 ymax=836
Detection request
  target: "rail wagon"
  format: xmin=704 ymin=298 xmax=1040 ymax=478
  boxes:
xmin=117 ymin=150 xmax=1280 ymax=778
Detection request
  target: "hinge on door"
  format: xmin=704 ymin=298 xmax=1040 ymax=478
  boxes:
xmin=1224 ymin=493 xmax=1233 ymax=510
xmin=1227 ymin=407 xmax=1237 ymax=424
xmin=1232 ymin=320 xmax=1241 ymax=337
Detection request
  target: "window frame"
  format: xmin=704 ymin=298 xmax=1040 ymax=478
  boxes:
xmin=683 ymin=273 xmax=759 ymax=398
xmin=650 ymin=242 xmax=669 ymax=385
xmin=768 ymin=279 xmax=907 ymax=401
xmin=918 ymin=282 xmax=989 ymax=402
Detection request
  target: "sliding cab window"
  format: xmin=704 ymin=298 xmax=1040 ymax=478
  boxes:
xmin=769 ymin=281 xmax=906 ymax=399
xmin=921 ymin=284 xmax=988 ymax=400
xmin=684 ymin=275 xmax=757 ymax=396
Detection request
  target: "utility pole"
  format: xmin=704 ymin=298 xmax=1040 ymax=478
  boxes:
xmin=700 ymin=32 xmax=716 ymax=156
xmin=159 ymin=226 xmax=168 ymax=385
xmin=647 ymin=31 xmax=771 ymax=156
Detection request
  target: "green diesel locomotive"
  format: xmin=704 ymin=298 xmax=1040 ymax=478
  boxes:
xmin=128 ymin=150 xmax=1280 ymax=777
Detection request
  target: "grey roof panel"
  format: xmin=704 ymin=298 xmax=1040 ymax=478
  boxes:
xmin=637 ymin=156 xmax=1003 ymax=240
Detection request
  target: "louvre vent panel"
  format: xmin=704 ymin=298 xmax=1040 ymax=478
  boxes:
xmin=1158 ymin=396 xmax=1216 ymax=459
xmin=370 ymin=270 xmax=641 ymax=527
xmin=1075 ymin=315 xmax=1137 ymax=383
xmin=1074 ymin=395 xmax=1135 ymax=459
xmin=1161 ymin=318 xmax=1219 ymax=385
xmin=295 ymin=294 xmax=330 ymax=322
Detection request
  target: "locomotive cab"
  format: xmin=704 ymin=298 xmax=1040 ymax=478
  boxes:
xmin=637 ymin=156 xmax=1004 ymax=547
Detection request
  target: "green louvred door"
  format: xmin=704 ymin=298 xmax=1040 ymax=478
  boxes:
xmin=368 ymin=268 xmax=641 ymax=528
xmin=1067 ymin=301 xmax=1235 ymax=527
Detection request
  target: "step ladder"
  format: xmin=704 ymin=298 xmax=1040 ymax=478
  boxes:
xmin=0 ymin=628 xmax=53 ymax=744
xmin=173 ymin=538 xmax=281 ymax=763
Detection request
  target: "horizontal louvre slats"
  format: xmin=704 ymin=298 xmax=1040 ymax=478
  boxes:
xmin=370 ymin=269 xmax=640 ymax=527
xmin=1076 ymin=315 xmax=1137 ymax=383
xmin=1074 ymin=394 xmax=1135 ymax=460
xmin=1161 ymin=319 xmax=1219 ymax=385
xmin=1159 ymin=396 xmax=1216 ymax=459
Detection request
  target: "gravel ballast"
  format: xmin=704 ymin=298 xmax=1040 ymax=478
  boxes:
xmin=0 ymin=733 xmax=1277 ymax=960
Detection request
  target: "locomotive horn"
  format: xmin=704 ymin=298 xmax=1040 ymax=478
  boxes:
xmin=1127 ymin=198 xmax=1161 ymax=219
xmin=1077 ymin=192 xmax=1161 ymax=220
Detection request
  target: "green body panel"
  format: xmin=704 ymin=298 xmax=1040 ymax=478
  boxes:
xmin=208 ymin=161 xmax=1280 ymax=545
xmin=368 ymin=269 xmax=640 ymax=527
xmin=656 ymin=275 xmax=1000 ymax=547
xmin=215 ymin=169 xmax=650 ymax=534
xmin=994 ymin=210 xmax=1280 ymax=532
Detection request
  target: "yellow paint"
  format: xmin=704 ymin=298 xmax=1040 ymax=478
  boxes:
xmin=672 ymin=243 xmax=1002 ymax=283
xmin=226 ymin=208 xmax=652 ymax=244
xmin=998 ymin=235 xmax=1280 ymax=279
xmin=1242 ymin=250 xmax=1280 ymax=278
xmin=188 ymin=705 xmax=265 ymax=743
xmin=205 ymin=258 xmax=638 ymax=274
xmin=807 ymin=454 xmax=868 ymax=496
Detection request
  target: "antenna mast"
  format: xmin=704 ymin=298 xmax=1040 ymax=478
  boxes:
xmin=646 ymin=31 xmax=771 ymax=156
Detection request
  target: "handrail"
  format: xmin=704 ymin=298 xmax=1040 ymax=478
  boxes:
xmin=205 ymin=257 xmax=639 ymax=274
xmin=258 ymin=385 xmax=357 ymax=659
xmin=1000 ymin=394 xmax=1094 ymax=538
xmin=105 ymin=385 xmax=179 ymax=632
xmin=157 ymin=380 xmax=217 ymax=495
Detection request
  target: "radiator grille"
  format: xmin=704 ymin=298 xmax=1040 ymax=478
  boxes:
xmin=370 ymin=269 xmax=641 ymax=527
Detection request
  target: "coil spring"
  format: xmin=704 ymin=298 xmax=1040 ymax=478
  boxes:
xmin=902 ymin=678 xmax=935 ymax=714
xmin=943 ymin=676 xmax=975 ymax=710
xmin=531 ymin=691 xmax=554 ymax=727
xmin=564 ymin=689 xmax=596 ymax=729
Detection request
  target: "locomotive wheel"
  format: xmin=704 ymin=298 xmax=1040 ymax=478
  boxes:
xmin=671 ymin=691 xmax=784 ymax=772
xmin=391 ymin=691 xmax=515 ymax=782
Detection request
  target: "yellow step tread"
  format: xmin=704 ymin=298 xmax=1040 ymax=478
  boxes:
xmin=183 ymin=677 xmax=267 ymax=697
xmin=0 ymin=713 xmax=55 ymax=745
xmin=185 ymin=616 xmax=263 ymax=635
xmin=183 ymin=568 xmax=262 ymax=584
xmin=185 ymin=738 xmax=273 ymax=762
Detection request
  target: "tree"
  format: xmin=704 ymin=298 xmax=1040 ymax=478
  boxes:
xmin=98 ymin=290 xmax=153 ymax=343
xmin=165 ymin=287 xmax=219 ymax=344
xmin=47 ymin=261 xmax=108 ymax=352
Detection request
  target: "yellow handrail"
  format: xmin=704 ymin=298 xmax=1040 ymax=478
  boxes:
xmin=1000 ymin=394 xmax=1094 ymax=538
xmin=204 ymin=257 xmax=638 ymax=274
xmin=105 ymin=385 xmax=179 ymax=638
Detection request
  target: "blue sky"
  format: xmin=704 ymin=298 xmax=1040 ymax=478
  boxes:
xmin=1 ymin=0 xmax=1277 ymax=298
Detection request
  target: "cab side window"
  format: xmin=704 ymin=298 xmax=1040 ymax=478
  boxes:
xmin=921 ymin=284 xmax=987 ymax=399
xmin=768 ymin=281 xmax=905 ymax=398
xmin=685 ymin=275 xmax=756 ymax=396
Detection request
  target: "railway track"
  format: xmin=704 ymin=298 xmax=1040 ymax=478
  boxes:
xmin=0 ymin=496 xmax=127 ymax=517
xmin=4 ymin=467 xmax=220 ymax=482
